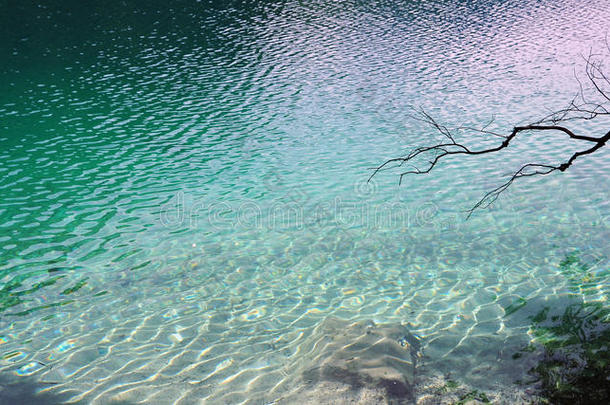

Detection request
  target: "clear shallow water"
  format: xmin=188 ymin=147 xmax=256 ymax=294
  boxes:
xmin=0 ymin=0 xmax=609 ymax=403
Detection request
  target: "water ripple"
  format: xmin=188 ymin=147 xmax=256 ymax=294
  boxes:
xmin=0 ymin=0 xmax=609 ymax=402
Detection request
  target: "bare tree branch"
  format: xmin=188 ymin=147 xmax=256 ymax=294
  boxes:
xmin=370 ymin=52 xmax=610 ymax=218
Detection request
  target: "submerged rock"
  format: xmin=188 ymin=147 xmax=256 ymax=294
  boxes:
xmin=276 ymin=317 xmax=420 ymax=404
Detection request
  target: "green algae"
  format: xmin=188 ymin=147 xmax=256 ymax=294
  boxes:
xmin=454 ymin=389 xmax=491 ymax=405
xmin=0 ymin=273 xmax=65 ymax=313
xmin=503 ymin=297 xmax=527 ymax=316
xmin=513 ymin=253 xmax=610 ymax=404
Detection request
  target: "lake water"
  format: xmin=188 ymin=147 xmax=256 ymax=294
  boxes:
xmin=1 ymin=0 xmax=609 ymax=403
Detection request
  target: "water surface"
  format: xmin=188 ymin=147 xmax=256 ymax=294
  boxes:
xmin=1 ymin=0 xmax=609 ymax=403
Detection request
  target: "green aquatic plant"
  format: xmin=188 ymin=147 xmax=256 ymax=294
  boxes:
xmin=521 ymin=302 xmax=610 ymax=403
xmin=61 ymin=277 xmax=88 ymax=295
xmin=453 ymin=389 xmax=491 ymax=405
xmin=0 ymin=269 xmax=89 ymax=316
xmin=0 ymin=272 xmax=65 ymax=313
xmin=433 ymin=380 xmax=491 ymax=404
xmin=445 ymin=380 xmax=459 ymax=389
xmin=530 ymin=305 xmax=609 ymax=403
xmin=507 ymin=252 xmax=610 ymax=403
xmin=558 ymin=251 xmax=606 ymax=296
xmin=530 ymin=303 xmax=609 ymax=348
xmin=503 ymin=297 xmax=527 ymax=316
xmin=435 ymin=379 xmax=460 ymax=394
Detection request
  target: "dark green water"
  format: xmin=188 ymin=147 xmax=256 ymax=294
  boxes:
xmin=1 ymin=0 xmax=609 ymax=403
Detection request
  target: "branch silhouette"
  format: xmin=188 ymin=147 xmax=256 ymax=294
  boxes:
xmin=371 ymin=51 xmax=610 ymax=218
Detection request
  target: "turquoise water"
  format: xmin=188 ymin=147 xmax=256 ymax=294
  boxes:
xmin=1 ymin=0 xmax=609 ymax=403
